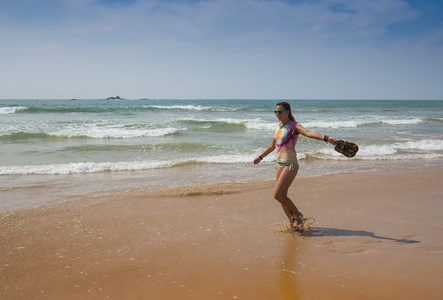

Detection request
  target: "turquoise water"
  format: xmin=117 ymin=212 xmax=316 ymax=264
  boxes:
xmin=1 ymin=99 xmax=442 ymax=211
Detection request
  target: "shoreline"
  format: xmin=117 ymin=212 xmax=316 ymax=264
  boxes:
xmin=2 ymin=159 xmax=442 ymax=213
xmin=1 ymin=162 xmax=443 ymax=299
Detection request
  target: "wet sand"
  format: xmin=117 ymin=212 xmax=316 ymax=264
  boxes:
xmin=1 ymin=163 xmax=442 ymax=299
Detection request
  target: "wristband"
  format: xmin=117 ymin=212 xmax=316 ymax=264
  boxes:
xmin=324 ymin=135 xmax=328 ymax=143
xmin=259 ymin=155 xmax=263 ymax=160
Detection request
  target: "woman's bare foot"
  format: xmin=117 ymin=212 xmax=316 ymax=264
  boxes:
xmin=291 ymin=212 xmax=304 ymax=229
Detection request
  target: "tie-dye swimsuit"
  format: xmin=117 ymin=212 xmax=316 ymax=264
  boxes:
xmin=273 ymin=121 xmax=299 ymax=170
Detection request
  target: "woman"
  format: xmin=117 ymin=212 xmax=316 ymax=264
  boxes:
xmin=253 ymin=102 xmax=337 ymax=229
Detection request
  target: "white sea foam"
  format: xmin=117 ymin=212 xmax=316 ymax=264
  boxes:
xmin=148 ymin=105 xmax=208 ymax=111
xmin=145 ymin=105 xmax=239 ymax=111
xmin=215 ymin=118 xmax=276 ymax=131
xmin=302 ymin=120 xmax=367 ymax=129
xmin=1 ymin=144 xmax=442 ymax=175
xmin=358 ymin=145 xmax=398 ymax=156
xmin=0 ymin=160 xmax=173 ymax=175
xmin=0 ymin=154 xmax=260 ymax=175
xmin=179 ymin=117 xmax=276 ymax=131
xmin=212 ymin=118 xmax=244 ymax=124
xmin=300 ymin=140 xmax=443 ymax=161
xmin=183 ymin=116 xmax=421 ymax=131
xmin=0 ymin=106 xmax=27 ymax=114
xmin=353 ymin=141 xmax=443 ymax=160
xmin=302 ymin=117 xmax=423 ymax=129
xmin=380 ymin=118 xmax=423 ymax=125
xmin=360 ymin=153 xmax=443 ymax=160
xmin=393 ymin=140 xmax=443 ymax=151
xmin=50 ymin=127 xmax=179 ymax=138
xmin=353 ymin=140 xmax=443 ymax=159
xmin=244 ymin=119 xmax=276 ymax=131
xmin=195 ymin=154 xmax=255 ymax=164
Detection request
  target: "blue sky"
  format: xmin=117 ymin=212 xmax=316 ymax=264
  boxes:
xmin=1 ymin=0 xmax=442 ymax=99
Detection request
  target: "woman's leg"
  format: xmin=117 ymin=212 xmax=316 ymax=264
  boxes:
xmin=274 ymin=164 xmax=301 ymax=223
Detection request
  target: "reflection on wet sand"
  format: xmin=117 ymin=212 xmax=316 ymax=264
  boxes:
xmin=278 ymin=235 xmax=301 ymax=300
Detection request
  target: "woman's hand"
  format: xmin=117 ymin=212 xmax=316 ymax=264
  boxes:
xmin=254 ymin=143 xmax=275 ymax=165
xmin=327 ymin=136 xmax=338 ymax=145
xmin=253 ymin=157 xmax=262 ymax=164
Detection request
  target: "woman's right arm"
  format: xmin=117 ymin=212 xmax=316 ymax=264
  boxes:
xmin=253 ymin=142 xmax=275 ymax=164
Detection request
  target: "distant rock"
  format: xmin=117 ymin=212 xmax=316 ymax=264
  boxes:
xmin=106 ymin=96 xmax=124 ymax=100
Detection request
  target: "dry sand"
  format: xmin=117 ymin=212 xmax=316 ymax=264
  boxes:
xmin=1 ymin=163 xmax=442 ymax=299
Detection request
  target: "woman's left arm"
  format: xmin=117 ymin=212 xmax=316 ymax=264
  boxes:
xmin=294 ymin=124 xmax=337 ymax=145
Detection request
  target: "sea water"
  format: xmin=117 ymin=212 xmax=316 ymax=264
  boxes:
xmin=1 ymin=99 xmax=442 ymax=211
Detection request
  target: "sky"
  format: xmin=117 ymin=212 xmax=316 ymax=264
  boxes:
xmin=1 ymin=0 xmax=442 ymax=100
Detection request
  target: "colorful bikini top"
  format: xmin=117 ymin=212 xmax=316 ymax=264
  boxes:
xmin=273 ymin=121 xmax=299 ymax=164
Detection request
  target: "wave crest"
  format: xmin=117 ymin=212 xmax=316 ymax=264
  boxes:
xmin=0 ymin=106 xmax=27 ymax=114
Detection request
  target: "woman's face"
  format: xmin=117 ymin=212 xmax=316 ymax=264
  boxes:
xmin=275 ymin=105 xmax=289 ymax=122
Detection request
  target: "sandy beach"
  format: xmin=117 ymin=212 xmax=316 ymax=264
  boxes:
xmin=1 ymin=162 xmax=442 ymax=299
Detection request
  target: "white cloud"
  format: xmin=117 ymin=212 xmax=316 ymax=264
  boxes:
xmin=3 ymin=0 xmax=421 ymax=45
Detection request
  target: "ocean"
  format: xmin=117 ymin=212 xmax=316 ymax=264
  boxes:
xmin=1 ymin=99 xmax=442 ymax=211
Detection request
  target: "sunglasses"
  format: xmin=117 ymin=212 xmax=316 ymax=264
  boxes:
xmin=274 ymin=110 xmax=288 ymax=114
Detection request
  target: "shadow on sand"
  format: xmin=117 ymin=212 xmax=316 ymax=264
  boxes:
xmin=301 ymin=227 xmax=421 ymax=244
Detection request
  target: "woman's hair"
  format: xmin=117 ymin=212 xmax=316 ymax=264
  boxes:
xmin=276 ymin=101 xmax=295 ymax=121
